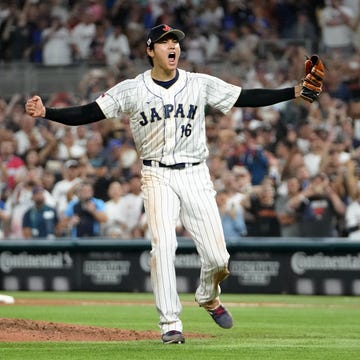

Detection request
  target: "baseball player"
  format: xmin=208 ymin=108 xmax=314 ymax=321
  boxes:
xmin=25 ymin=24 xmax=324 ymax=344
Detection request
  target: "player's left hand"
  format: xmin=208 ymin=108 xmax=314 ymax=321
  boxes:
xmin=300 ymin=54 xmax=325 ymax=103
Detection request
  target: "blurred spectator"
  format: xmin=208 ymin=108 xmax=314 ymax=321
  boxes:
xmin=70 ymin=9 xmax=96 ymax=62
xmin=318 ymin=0 xmax=355 ymax=56
xmin=320 ymin=143 xmax=357 ymax=203
xmin=228 ymin=24 xmax=259 ymax=67
xmin=3 ymin=166 xmax=49 ymax=239
xmin=82 ymin=133 xmax=109 ymax=200
xmin=22 ymin=185 xmax=59 ymax=239
xmin=61 ymin=180 xmax=107 ymax=238
xmin=0 ymin=192 xmax=9 ymax=239
xmin=0 ymin=2 xmax=20 ymax=62
xmin=303 ymin=130 xmax=328 ymax=177
xmin=275 ymin=176 xmax=301 ymax=237
xmin=287 ymin=173 xmax=346 ymax=237
xmin=78 ymin=68 xmax=109 ymax=101
xmin=205 ymin=117 xmax=220 ymax=154
xmin=198 ymin=0 xmax=224 ymax=32
xmin=216 ymin=188 xmax=247 ymax=242
xmin=58 ymin=127 xmax=86 ymax=159
xmin=14 ymin=113 xmax=46 ymax=156
xmin=41 ymin=15 xmax=72 ymax=66
xmin=104 ymin=138 xmax=123 ymax=175
xmin=88 ymin=20 xmax=107 ymax=65
xmin=285 ymin=10 xmax=318 ymax=53
xmin=49 ymin=0 xmax=70 ymax=24
xmin=241 ymin=178 xmax=281 ymax=237
xmin=83 ymin=133 xmax=107 ymax=170
xmin=208 ymin=154 xmax=229 ymax=191
xmin=118 ymin=139 xmax=141 ymax=178
xmin=184 ymin=27 xmax=208 ymax=66
xmin=4 ymin=11 xmax=32 ymax=62
xmin=222 ymin=0 xmax=252 ymax=31
xmin=240 ymin=130 xmax=269 ymax=185
xmin=23 ymin=148 xmax=44 ymax=180
xmin=324 ymin=69 xmax=353 ymax=104
xmin=248 ymin=3 xmax=272 ymax=39
xmin=153 ymin=1 xmax=175 ymax=26
xmin=101 ymin=180 xmax=127 ymax=238
xmin=345 ymin=186 xmax=360 ymax=238
xmin=27 ymin=10 xmax=48 ymax=63
xmin=229 ymin=165 xmax=253 ymax=201
xmin=274 ymin=138 xmax=296 ymax=180
xmin=42 ymin=168 xmax=57 ymax=194
xmin=51 ymin=159 xmax=82 ymax=219
xmin=274 ymin=0 xmax=301 ymax=39
xmin=294 ymin=163 xmax=311 ymax=191
xmin=74 ymin=125 xmax=92 ymax=150
xmin=109 ymin=0 xmax=133 ymax=29
xmin=0 ymin=139 xmax=26 ymax=190
xmin=120 ymin=174 xmax=143 ymax=238
xmin=87 ymin=0 xmax=105 ymax=23
xmin=126 ymin=2 xmax=146 ymax=60
xmin=103 ymin=22 xmax=131 ymax=69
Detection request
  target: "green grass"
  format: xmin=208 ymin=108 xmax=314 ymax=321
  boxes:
xmin=0 ymin=292 xmax=359 ymax=359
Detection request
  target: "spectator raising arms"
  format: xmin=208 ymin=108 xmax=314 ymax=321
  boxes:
xmin=60 ymin=180 xmax=107 ymax=238
xmin=22 ymin=185 xmax=59 ymax=239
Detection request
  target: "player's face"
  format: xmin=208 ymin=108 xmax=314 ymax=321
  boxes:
xmin=149 ymin=35 xmax=181 ymax=73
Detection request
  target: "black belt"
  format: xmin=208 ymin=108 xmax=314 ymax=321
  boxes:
xmin=143 ymin=160 xmax=200 ymax=170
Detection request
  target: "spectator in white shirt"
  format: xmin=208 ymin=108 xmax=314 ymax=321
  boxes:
xmin=42 ymin=15 xmax=72 ymax=66
xmin=51 ymin=159 xmax=82 ymax=219
xmin=102 ymin=181 xmax=127 ymax=238
xmin=120 ymin=174 xmax=143 ymax=238
xmin=103 ymin=23 xmax=130 ymax=69
xmin=14 ymin=113 xmax=46 ymax=156
xmin=70 ymin=10 xmax=96 ymax=62
xmin=345 ymin=186 xmax=360 ymax=239
xmin=319 ymin=0 xmax=355 ymax=55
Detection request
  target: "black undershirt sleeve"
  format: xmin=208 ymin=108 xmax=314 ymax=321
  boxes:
xmin=44 ymin=88 xmax=294 ymax=124
xmin=234 ymin=87 xmax=295 ymax=107
xmin=45 ymin=102 xmax=106 ymax=125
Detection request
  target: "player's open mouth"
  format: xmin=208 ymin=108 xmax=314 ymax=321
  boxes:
xmin=168 ymin=53 xmax=176 ymax=64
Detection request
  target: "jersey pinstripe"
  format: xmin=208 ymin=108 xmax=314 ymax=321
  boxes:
xmin=96 ymin=69 xmax=241 ymax=164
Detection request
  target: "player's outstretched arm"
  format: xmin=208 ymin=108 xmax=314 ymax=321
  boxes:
xmin=25 ymin=95 xmax=106 ymax=126
xmin=235 ymin=85 xmax=302 ymax=108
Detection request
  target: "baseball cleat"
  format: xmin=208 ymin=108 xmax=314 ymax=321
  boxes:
xmin=161 ymin=330 xmax=185 ymax=344
xmin=206 ymin=304 xmax=233 ymax=329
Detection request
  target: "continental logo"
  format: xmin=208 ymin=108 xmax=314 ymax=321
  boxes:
xmin=291 ymin=252 xmax=360 ymax=275
xmin=0 ymin=251 xmax=73 ymax=273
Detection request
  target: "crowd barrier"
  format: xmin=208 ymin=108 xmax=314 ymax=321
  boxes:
xmin=0 ymin=237 xmax=359 ymax=295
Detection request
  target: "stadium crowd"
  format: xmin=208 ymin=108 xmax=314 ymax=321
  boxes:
xmin=1 ymin=0 xmax=360 ymax=240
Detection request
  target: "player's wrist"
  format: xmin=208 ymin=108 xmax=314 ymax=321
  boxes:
xmin=294 ymin=85 xmax=302 ymax=98
xmin=41 ymin=106 xmax=46 ymax=118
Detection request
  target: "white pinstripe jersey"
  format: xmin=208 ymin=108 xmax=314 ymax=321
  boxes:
xmin=96 ymin=69 xmax=241 ymax=165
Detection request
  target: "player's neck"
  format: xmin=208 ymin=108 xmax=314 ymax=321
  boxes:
xmin=151 ymin=67 xmax=177 ymax=82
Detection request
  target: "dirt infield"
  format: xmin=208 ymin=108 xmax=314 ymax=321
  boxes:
xmin=0 ymin=298 xmax=210 ymax=342
xmin=0 ymin=318 xmax=162 ymax=342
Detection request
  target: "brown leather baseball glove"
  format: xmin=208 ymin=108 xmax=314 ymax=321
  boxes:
xmin=300 ymin=54 xmax=325 ymax=103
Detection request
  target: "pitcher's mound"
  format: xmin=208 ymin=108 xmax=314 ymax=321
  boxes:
xmin=0 ymin=318 xmax=209 ymax=342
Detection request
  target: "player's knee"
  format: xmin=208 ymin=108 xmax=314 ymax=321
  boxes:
xmin=206 ymin=252 xmax=230 ymax=269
